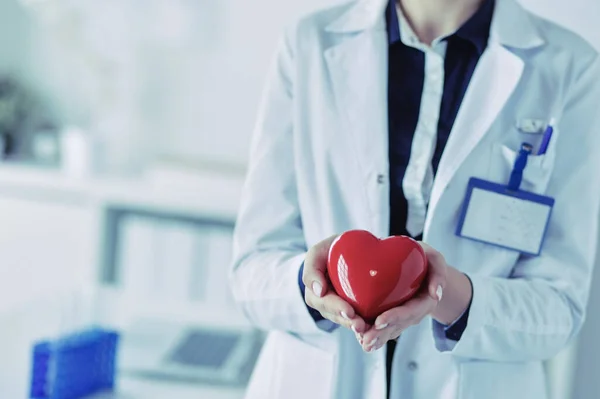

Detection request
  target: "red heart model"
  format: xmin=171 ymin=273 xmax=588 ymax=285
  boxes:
xmin=327 ymin=230 xmax=428 ymax=324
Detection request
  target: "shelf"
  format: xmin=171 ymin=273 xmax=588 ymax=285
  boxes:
xmin=0 ymin=163 xmax=245 ymax=220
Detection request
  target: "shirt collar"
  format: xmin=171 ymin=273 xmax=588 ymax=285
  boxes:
xmin=386 ymin=0 xmax=495 ymax=54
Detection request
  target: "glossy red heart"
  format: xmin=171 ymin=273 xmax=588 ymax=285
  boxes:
xmin=327 ymin=230 xmax=428 ymax=324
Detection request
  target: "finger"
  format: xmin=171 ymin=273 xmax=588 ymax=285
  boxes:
xmin=318 ymin=310 xmax=363 ymax=334
xmin=361 ymin=323 xmax=374 ymax=334
xmin=368 ymin=328 xmax=400 ymax=352
xmin=362 ymin=322 xmax=405 ymax=352
xmin=363 ymin=308 xmax=412 ymax=344
xmin=374 ymin=295 xmax=436 ymax=328
xmin=302 ymin=261 xmax=328 ymax=299
xmin=372 ymin=306 xmax=413 ymax=329
xmin=302 ymin=235 xmax=338 ymax=298
xmin=319 ymin=311 xmax=343 ymax=325
xmin=427 ymin=265 xmax=447 ymax=302
xmin=418 ymin=241 xmax=435 ymax=254
xmin=318 ymin=292 xmax=357 ymax=320
xmin=418 ymin=242 xmax=448 ymax=301
xmin=362 ymin=335 xmax=380 ymax=352
xmin=429 ymin=277 xmax=445 ymax=302
xmin=355 ymin=330 xmax=364 ymax=345
xmin=403 ymin=292 xmax=438 ymax=323
xmin=425 ymin=261 xmax=446 ymax=302
xmin=352 ymin=317 xmax=368 ymax=335
xmin=305 ymin=289 xmax=367 ymax=331
xmin=325 ymin=299 xmax=368 ymax=334
xmin=389 ymin=328 xmax=402 ymax=341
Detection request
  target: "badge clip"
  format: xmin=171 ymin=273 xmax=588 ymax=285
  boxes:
xmin=507 ymin=142 xmax=533 ymax=191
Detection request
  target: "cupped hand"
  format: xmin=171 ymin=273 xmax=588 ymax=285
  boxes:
xmin=303 ymin=235 xmax=369 ymax=338
xmin=360 ymin=242 xmax=448 ymax=352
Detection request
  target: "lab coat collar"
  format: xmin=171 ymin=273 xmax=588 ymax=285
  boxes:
xmin=326 ymin=0 xmax=545 ymax=50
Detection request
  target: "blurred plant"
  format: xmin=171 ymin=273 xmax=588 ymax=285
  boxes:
xmin=0 ymin=75 xmax=56 ymax=158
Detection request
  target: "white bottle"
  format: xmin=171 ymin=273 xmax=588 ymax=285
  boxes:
xmin=60 ymin=126 xmax=90 ymax=177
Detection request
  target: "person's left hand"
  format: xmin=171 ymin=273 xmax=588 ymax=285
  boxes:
xmin=359 ymin=242 xmax=448 ymax=352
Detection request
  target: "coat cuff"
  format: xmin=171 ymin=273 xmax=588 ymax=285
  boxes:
xmin=444 ymin=274 xmax=473 ymax=340
xmin=432 ymin=273 xmax=477 ymax=352
xmin=448 ymin=273 xmax=491 ymax=357
xmin=431 ymin=306 xmax=471 ymax=351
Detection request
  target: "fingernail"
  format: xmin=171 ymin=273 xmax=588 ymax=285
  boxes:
xmin=351 ymin=325 xmax=357 ymax=334
xmin=366 ymin=338 xmax=378 ymax=347
xmin=341 ymin=311 xmax=350 ymax=320
xmin=354 ymin=331 xmax=363 ymax=345
xmin=375 ymin=323 xmax=388 ymax=330
xmin=436 ymin=285 xmax=443 ymax=302
xmin=312 ymin=281 xmax=323 ymax=297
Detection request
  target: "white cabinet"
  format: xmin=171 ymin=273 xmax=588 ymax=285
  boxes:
xmin=0 ymin=192 xmax=100 ymax=313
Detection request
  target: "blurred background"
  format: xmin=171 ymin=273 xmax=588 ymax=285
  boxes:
xmin=0 ymin=0 xmax=598 ymax=398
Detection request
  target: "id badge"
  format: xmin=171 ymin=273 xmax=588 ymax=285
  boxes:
xmin=456 ymin=177 xmax=554 ymax=256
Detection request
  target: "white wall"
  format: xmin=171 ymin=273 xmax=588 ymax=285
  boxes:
xmin=519 ymin=0 xmax=600 ymax=49
xmin=20 ymin=0 xmax=342 ymax=173
xmin=158 ymin=0 xmax=342 ymax=166
xmin=0 ymin=0 xmax=32 ymax=75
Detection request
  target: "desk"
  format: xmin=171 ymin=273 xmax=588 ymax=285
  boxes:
xmin=0 ymin=164 xmax=251 ymax=398
xmin=93 ymin=379 xmax=244 ymax=399
xmin=0 ymin=295 xmax=247 ymax=399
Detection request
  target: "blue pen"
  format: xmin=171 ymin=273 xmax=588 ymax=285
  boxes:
xmin=537 ymin=119 xmax=555 ymax=155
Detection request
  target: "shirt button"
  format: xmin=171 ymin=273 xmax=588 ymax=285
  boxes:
xmin=407 ymin=361 xmax=418 ymax=371
xmin=430 ymin=69 xmax=443 ymax=82
xmin=377 ymin=174 xmax=386 ymax=184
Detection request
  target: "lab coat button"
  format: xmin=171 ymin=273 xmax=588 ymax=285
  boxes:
xmin=407 ymin=361 xmax=418 ymax=371
xmin=377 ymin=174 xmax=386 ymax=184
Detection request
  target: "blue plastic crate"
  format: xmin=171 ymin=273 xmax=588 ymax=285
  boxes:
xmin=30 ymin=327 xmax=120 ymax=399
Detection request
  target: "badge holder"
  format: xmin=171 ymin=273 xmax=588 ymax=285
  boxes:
xmin=456 ymin=143 xmax=554 ymax=256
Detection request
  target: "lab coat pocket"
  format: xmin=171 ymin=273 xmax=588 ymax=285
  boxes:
xmin=489 ymin=143 xmax=554 ymax=194
xmin=245 ymin=331 xmax=335 ymax=399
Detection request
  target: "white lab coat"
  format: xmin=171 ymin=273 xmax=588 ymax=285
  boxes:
xmin=230 ymin=0 xmax=600 ymax=398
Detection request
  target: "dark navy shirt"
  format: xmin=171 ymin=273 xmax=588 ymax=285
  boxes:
xmin=388 ymin=0 xmax=494 ymax=239
xmin=298 ymin=0 xmax=494 ymax=379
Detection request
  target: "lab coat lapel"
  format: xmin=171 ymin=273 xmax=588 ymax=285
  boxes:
xmin=424 ymin=0 xmax=546 ymax=234
xmin=425 ymin=43 xmax=524 ymax=232
xmin=324 ymin=16 xmax=389 ymax=228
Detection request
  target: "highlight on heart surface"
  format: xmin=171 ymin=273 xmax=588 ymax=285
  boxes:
xmin=327 ymin=230 xmax=428 ymax=323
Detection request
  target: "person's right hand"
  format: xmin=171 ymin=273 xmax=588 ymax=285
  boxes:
xmin=302 ymin=235 xmax=368 ymax=342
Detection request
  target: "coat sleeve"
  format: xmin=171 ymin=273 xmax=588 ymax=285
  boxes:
xmin=229 ymin=29 xmax=329 ymax=335
xmin=439 ymin=53 xmax=600 ymax=362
